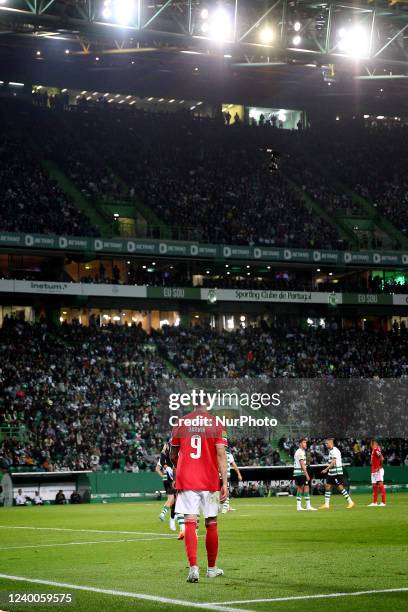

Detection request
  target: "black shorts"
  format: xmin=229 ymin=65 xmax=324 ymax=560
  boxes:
xmin=294 ymin=475 xmax=308 ymax=487
xmin=164 ymin=481 xmax=176 ymax=495
xmin=326 ymin=474 xmax=344 ymax=487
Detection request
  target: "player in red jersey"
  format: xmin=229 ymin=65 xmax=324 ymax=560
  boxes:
xmin=170 ymin=406 xmax=228 ymax=583
xmin=368 ymin=439 xmax=386 ymax=507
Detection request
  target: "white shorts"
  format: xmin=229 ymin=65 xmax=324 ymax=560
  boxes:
xmin=175 ymin=490 xmax=220 ymax=518
xmin=371 ymin=468 xmax=384 ymax=484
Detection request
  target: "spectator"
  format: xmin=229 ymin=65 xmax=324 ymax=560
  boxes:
xmin=55 ymin=490 xmax=67 ymax=505
xmin=70 ymin=490 xmax=82 ymax=504
xmin=34 ymin=491 xmax=44 ymax=505
xmin=15 ymin=489 xmax=26 ymax=506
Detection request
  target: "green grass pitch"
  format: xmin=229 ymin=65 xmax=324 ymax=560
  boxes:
xmin=0 ymin=494 xmax=407 ymax=612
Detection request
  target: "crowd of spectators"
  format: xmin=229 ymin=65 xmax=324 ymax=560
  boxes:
xmin=295 ymin=167 xmax=362 ymax=217
xmin=155 ymin=322 xmax=407 ymax=378
xmin=3 ymin=99 xmax=408 ymax=250
xmin=0 ymin=318 xmax=407 ymax=473
xmin=0 ymin=317 xmax=170 ymax=472
xmin=296 ymin=123 xmax=408 ymax=237
xmin=37 ymin=116 xmax=125 ymax=202
xmin=0 ymin=106 xmax=99 ymax=237
xmin=35 ymin=106 xmax=344 ymax=249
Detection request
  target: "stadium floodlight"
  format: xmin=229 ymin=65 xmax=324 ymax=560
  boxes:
xmin=114 ymin=0 xmax=134 ymax=25
xmin=292 ymin=35 xmax=301 ymax=46
xmin=259 ymin=26 xmax=274 ymax=45
xmin=337 ymin=25 xmax=369 ymax=58
xmin=294 ymin=21 xmax=301 ymax=32
xmin=102 ymin=0 xmax=112 ymax=20
xmin=209 ymin=7 xmax=233 ymax=42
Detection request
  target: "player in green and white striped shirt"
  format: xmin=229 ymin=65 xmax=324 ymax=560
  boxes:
xmin=320 ymin=438 xmax=355 ymax=510
xmin=293 ymin=438 xmax=316 ymax=511
xmin=221 ymin=449 xmax=242 ymax=514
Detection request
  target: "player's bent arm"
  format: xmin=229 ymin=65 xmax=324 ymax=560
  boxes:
xmin=217 ymin=444 xmax=228 ymax=483
xmin=170 ymin=445 xmax=179 ymax=467
xmin=232 ymin=461 xmax=243 ymax=481
xmin=322 ymin=458 xmax=336 ymax=473
xmin=299 ymin=459 xmax=309 ymax=479
xmin=155 ymin=464 xmax=164 ymax=478
xmin=217 ymin=444 xmax=228 ymax=502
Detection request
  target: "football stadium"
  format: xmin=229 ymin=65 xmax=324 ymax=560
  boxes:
xmin=0 ymin=1 xmax=408 ymax=610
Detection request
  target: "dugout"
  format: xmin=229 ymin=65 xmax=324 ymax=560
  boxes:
xmin=1 ymin=471 xmax=92 ymax=506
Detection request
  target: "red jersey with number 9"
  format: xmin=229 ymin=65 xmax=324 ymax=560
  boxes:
xmin=171 ymin=410 xmax=227 ymax=491
xmin=371 ymin=446 xmax=383 ymax=473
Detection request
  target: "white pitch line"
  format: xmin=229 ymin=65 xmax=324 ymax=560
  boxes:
xmin=0 ymin=574 xmax=251 ymax=612
xmin=235 ymin=504 xmax=294 ymax=508
xmin=211 ymin=586 xmax=408 ymax=605
xmin=0 ymin=536 xmax=175 ymax=551
xmin=0 ymin=525 xmax=174 ymax=537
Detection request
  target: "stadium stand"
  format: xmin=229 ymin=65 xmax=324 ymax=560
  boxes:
xmin=156 ymin=323 xmax=407 ymax=378
xmin=1 ymin=319 xmax=407 ymax=472
xmin=1 ymin=99 xmax=408 ymax=251
xmin=0 ymin=99 xmax=407 ymax=479
xmin=0 ymin=104 xmax=99 ymax=237
xmin=0 ymin=101 xmax=344 ymax=248
xmin=291 ymin=123 xmax=408 ymax=239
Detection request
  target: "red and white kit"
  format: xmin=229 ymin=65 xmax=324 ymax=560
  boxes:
xmin=371 ymin=446 xmax=384 ymax=484
xmin=172 ymin=410 xmax=227 ymax=517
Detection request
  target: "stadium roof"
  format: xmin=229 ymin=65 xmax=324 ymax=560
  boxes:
xmin=1 ymin=0 xmax=408 ymax=112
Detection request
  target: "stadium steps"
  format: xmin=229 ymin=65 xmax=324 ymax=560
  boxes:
xmin=96 ymin=199 xmax=148 ymax=238
xmin=42 ymin=160 xmax=114 ymax=238
xmin=107 ymin=171 xmax=173 ymax=240
xmin=288 ymin=152 xmax=406 ymax=249
xmin=284 ymin=176 xmax=359 ymax=248
xmin=339 ymin=187 xmax=408 ymax=249
xmin=313 ymin=170 xmax=407 ymax=249
xmin=121 ymin=196 xmax=173 ymax=240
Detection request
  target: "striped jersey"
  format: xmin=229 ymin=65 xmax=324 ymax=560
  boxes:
xmin=157 ymin=446 xmax=174 ymax=483
xmin=293 ymin=448 xmax=306 ymax=476
xmin=226 ymin=451 xmax=234 ymax=478
xmin=328 ymin=447 xmax=343 ymax=475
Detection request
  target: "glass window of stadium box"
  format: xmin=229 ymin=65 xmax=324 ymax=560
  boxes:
xmin=65 ymin=259 xmax=128 ymax=285
xmin=221 ymin=104 xmax=245 ymax=124
xmin=220 ymin=313 xmax=258 ymax=331
xmin=391 ymin=316 xmax=408 ymax=330
xmin=33 ymin=85 xmax=215 ymax=117
xmin=0 ymin=253 xmax=58 ymax=281
xmin=59 ymin=308 xmax=179 ymax=331
xmin=65 ymin=258 xmax=181 ymax=286
xmin=0 ymin=306 xmax=34 ymax=326
xmin=371 ymin=270 xmax=407 ymax=292
xmin=247 ymin=107 xmax=305 ymax=129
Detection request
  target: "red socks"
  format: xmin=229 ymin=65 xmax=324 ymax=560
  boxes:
xmin=373 ymin=484 xmax=378 ymax=503
xmin=184 ymin=518 xmax=198 ymax=567
xmin=205 ymin=521 xmax=218 ymax=569
xmin=184 ymin=518 xmax=219 ymax=568
xmin=373 ymin=483 xmax=386 ymax=504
